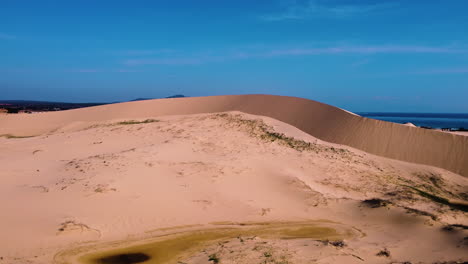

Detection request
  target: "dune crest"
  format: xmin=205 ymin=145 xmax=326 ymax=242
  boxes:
xmin=0 ymin=94 xmax=467 ymax=176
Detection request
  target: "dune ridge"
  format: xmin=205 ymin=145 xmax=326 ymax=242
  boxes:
xmin=1 ymin=94 xmax=467 ymax=176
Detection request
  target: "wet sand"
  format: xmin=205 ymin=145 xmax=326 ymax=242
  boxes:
xmin=68 ymin=221 xmax=352 ymax=264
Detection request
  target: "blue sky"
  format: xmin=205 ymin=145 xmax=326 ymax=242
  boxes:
xmin=1 ymin=0 xmax=468 ymax=112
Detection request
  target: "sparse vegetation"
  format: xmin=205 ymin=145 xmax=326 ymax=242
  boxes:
xmin=84 ymin=118 xmax=160 ymax=130
xmin=319 ymin=239 xmax=346 ymax=247
xmin=330 ymin=240 xmax=346 ymax=247
xmin=376 ymin=248 xmax=390 ymax=257
xmin=441 ymin=224 xmax=468 ymax=232
xmin=215 ymin=113 xmax=351 ymax=155
xmin=405 ymin=186 xmax=468 ymax=212
xmin=208 ymin=253 xmax=219 ymax=264
xmin=0 ymin=134 xmax=35 ymax=139
xmin=116 ymin=119 xmax=159 ymax=125
xmin=260 ymin=130 xmax=318 ymax=152
xmin=411 ymin=172 xmax=463 ymax=200
xmin=428 ymin=174 xmax=444 ymax=189
xmin=361 ymin=198 xmax=389 ymax=208
xmin=403 ymin=207 xmax=438 ymax=221
xmin=413 ymin=172 xmax=445 ymax=188
xmin=459 ymin=192 xmax=468 ymax=201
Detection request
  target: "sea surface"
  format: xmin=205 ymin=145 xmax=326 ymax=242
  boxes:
xmin=358 ymin=112 xmax=468 ymax=129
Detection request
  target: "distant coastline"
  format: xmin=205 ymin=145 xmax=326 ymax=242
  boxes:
xmin=359 ymin=112 xmax=468 ymax=130
xmin=1 ymin=99 xmax=467 ymax=131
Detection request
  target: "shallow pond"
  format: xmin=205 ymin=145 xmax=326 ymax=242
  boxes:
xmin=70 ymin=221 xmax=352 ymax=264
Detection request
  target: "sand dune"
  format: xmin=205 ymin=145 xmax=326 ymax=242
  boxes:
xmin=1 ymin=110 xmax=467 ymax=264
xmin=1 ymin=94 xmax=467 ymax=177
xmin=404 ymin=122 xmax=416 ymax=127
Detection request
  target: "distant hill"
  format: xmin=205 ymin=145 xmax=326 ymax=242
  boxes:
xmin=0 ymin=95 xmax=187 ymax=113
xmin=130 ymin=98 xmax=153 ymax=102
xmin=131 ymin=95 xmax=186 ymax=101
xmin=0 ymin=100 xmax=106 ymax=106
xmin=165 ymin=94 xmax=186 ymax=99
xmin=0 ymin=100 xmax=106 ymax=113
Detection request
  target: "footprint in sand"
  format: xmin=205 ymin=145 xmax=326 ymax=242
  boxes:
xmin=261 ymin=208 xmax=271 ymax=216
xmin=192 ymin=199 xmax=213 ymax=209
xmin=31 ymin=185 xmax=49 ymax=193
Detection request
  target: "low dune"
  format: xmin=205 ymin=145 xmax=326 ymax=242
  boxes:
xmin=1 ymin=95 xmax=467 ymax=177
xmin=404 ymin=122 xmax=417 ymax=127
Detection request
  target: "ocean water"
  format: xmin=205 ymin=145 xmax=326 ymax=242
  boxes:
xmin=358 ymin=113 xmax=468 ymax=129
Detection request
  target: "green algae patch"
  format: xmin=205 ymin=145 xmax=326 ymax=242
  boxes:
xmin=74 ymin=221 xmax=350 ymax=264
xmin=79 ymin=228 xmax=240 ymax=264
xmin=277 ymin=226 xmax=337 ymax=239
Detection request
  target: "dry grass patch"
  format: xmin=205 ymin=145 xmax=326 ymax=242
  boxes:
xmin=215 ymin=113 xmax=351 ymax=156
xmin=405 ymin=185 xmax=468 ymax=212
xmin=116 ymin=119 xmax=159 ymax=125
xmin=0 ymin=134 xmax=35 ymax=139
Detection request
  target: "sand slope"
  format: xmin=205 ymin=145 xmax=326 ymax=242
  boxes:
xmin=1 ymin=94 xmax=467 ymax=176
xmin=1 ymin=112 xmax=467 ymax=264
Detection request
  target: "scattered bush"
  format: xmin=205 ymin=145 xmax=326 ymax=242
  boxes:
xmin=376 ymin=248 xmax=390 ymax=257
xmin=330 ymin=240 xmax=346 ymax=247
xmin=208 ymin=254 xmax=219 ymax=264
xmin=361 ymin=198 xmax=389 ymax=208
xmin=442 ymin=224 xmax=468 ymax=232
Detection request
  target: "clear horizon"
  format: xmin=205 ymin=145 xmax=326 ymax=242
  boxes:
xmin=1 ymin=0 xmax=468 ymax=112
